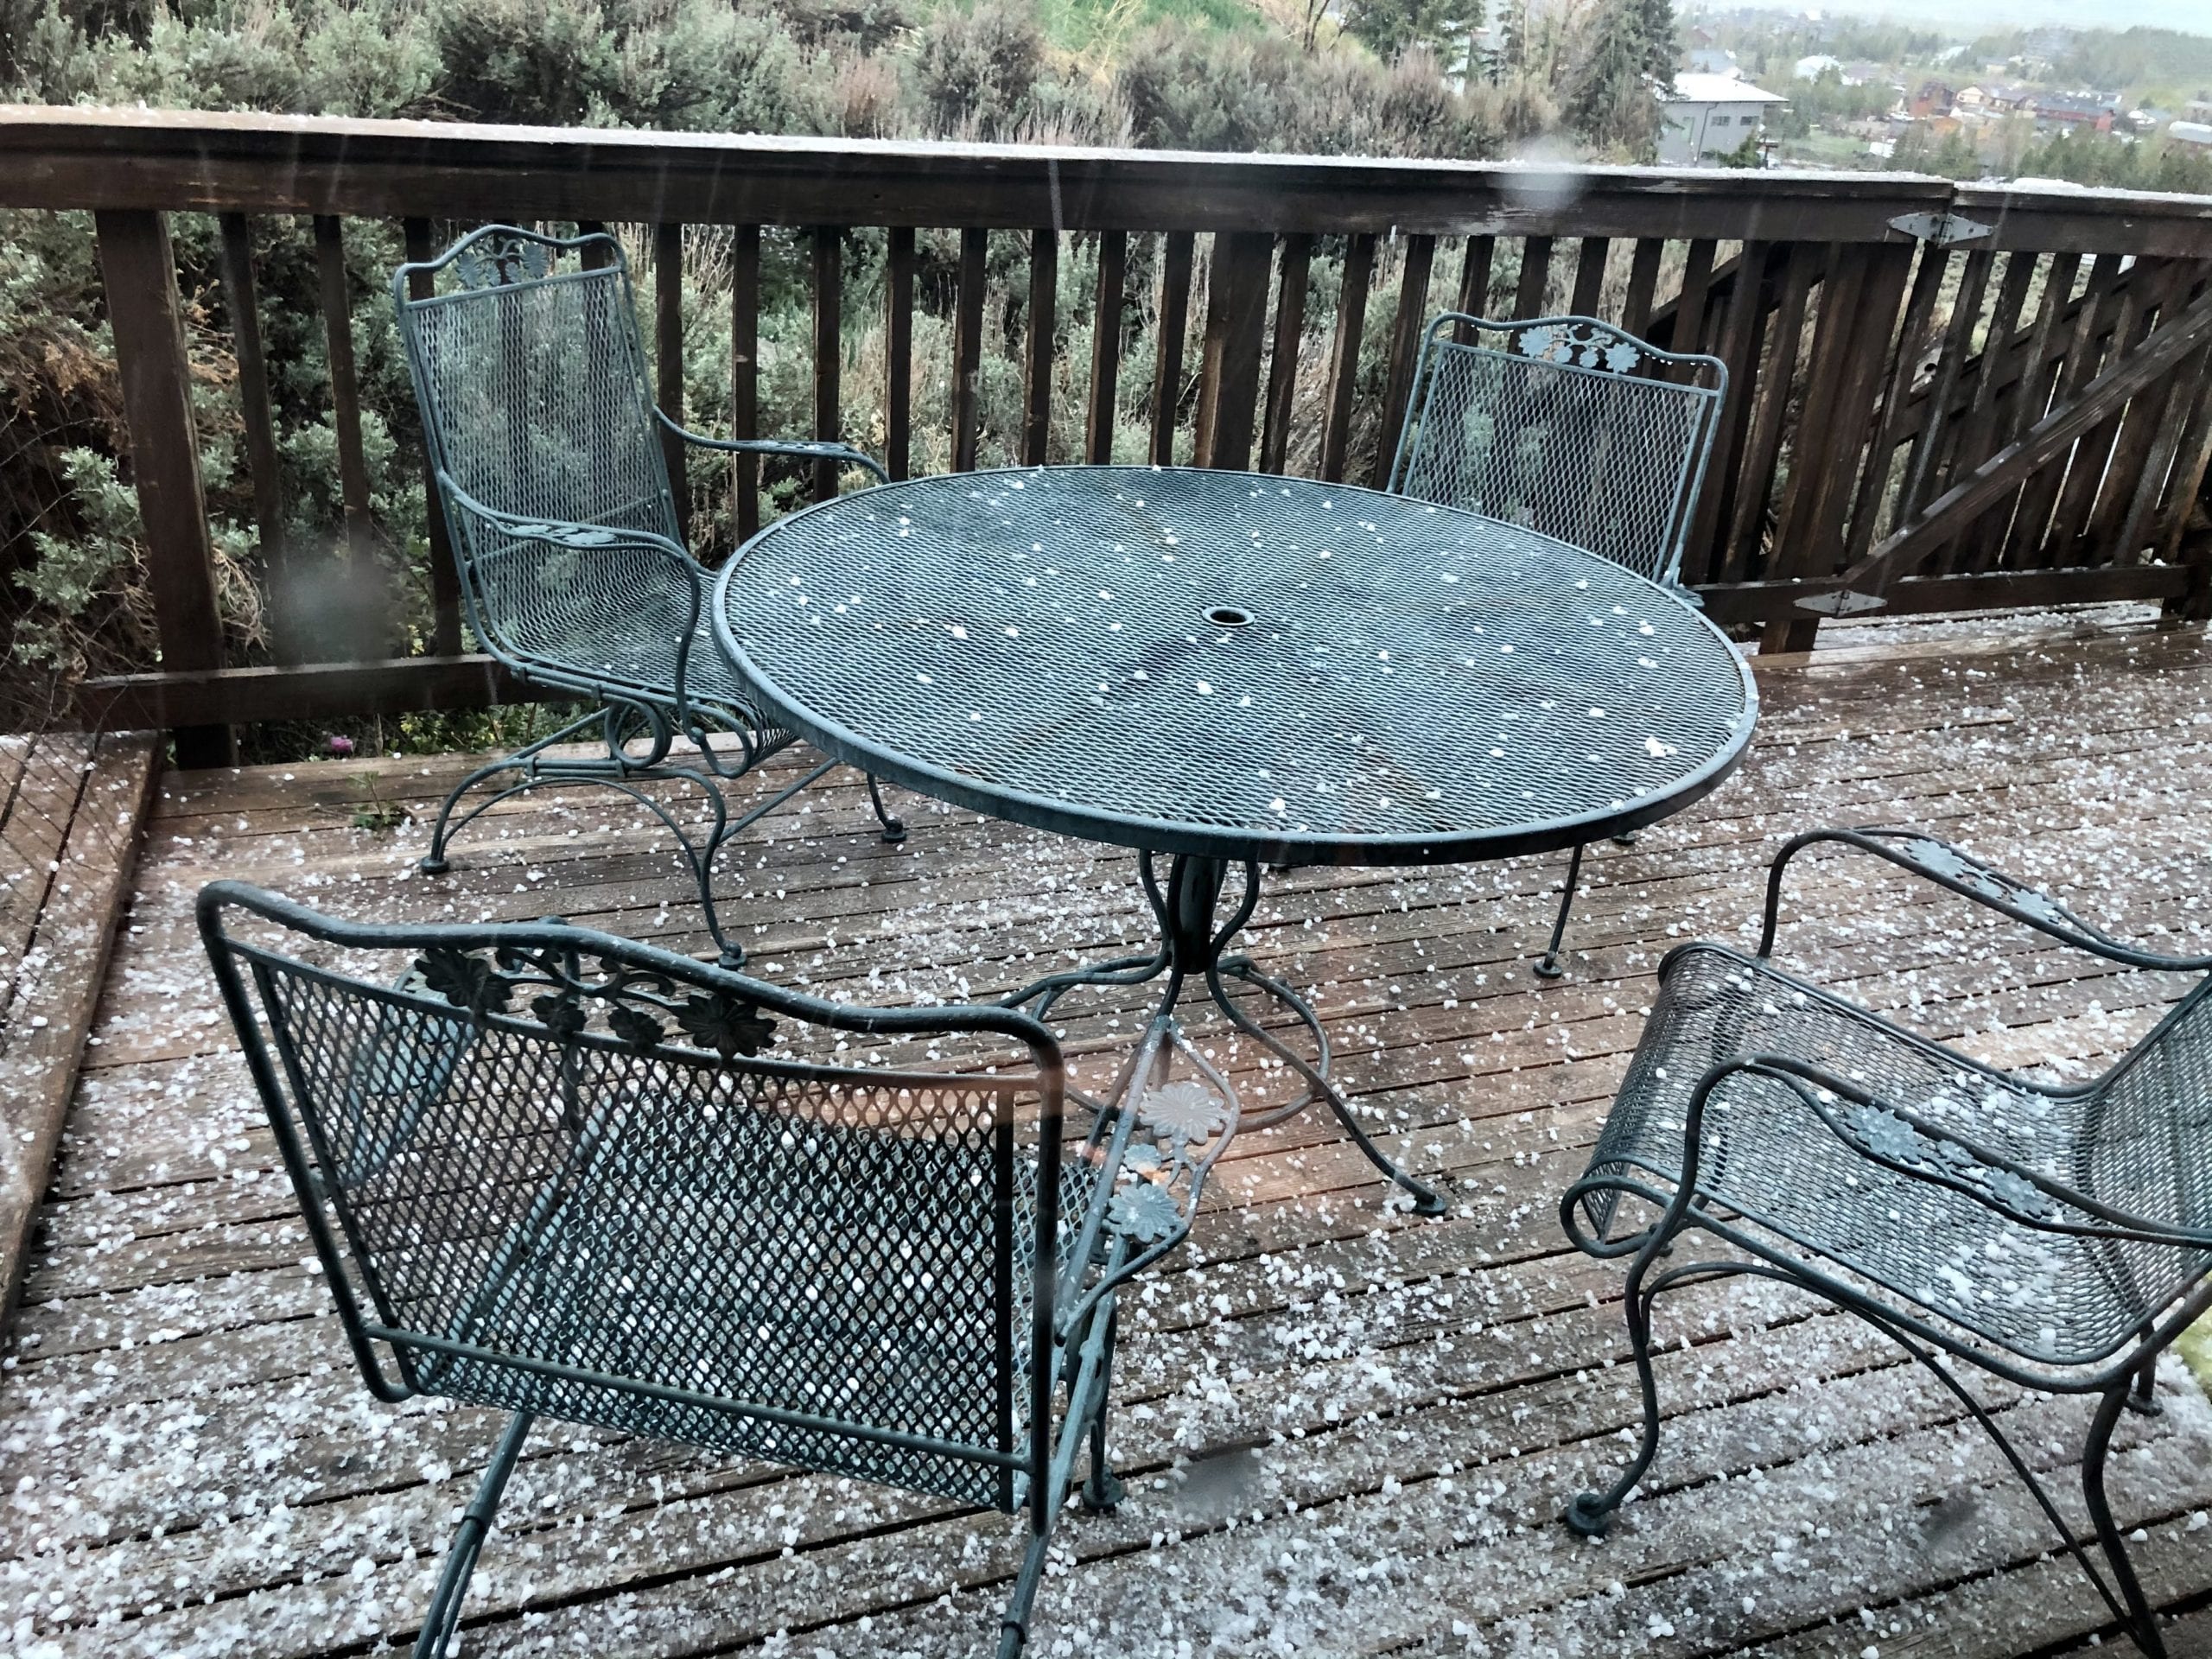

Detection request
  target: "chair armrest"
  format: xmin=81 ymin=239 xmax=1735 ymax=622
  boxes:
xmin=434 ymin=476 xmax=708 ymax=692
xmin=654 ymin=409 xmax=889 ymax=486
xmin=1757 ymin=827 xmax=2212 ymax=970
xmin=1700 ymin=1055 xmax=2212 ymax=1253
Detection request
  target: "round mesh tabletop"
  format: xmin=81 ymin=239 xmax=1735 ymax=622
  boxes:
xmin=713 ymin=467 xmax=1757 ymax=865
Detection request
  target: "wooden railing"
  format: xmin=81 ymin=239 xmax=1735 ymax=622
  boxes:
xmin=4 ymin=105 xmax=2211 ymax=763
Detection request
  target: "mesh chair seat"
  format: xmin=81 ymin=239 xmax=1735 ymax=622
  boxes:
xmin=1580 ymin=942 xmax=2212 ymax=1366
xmin=474 ymin=539 xmax=767 ymax=725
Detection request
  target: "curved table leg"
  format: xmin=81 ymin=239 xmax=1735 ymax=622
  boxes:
xmin=1003 ymin=852 xmax=1446 ymax=1216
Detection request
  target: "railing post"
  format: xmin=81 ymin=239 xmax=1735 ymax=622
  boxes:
xmin=1192 ymin=232 xmax=1272 ymax=471
xmin=93 ymin=209 xmax=235 ymax=768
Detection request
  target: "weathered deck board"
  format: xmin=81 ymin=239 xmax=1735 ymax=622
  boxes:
xmin=6 ymin=617 xmax=2212 ymax=1658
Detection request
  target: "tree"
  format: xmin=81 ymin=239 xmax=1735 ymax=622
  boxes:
xmin=1562 ymin=0 xmax=1661 ymax=157
xmin=1634 ymin=0 xmax=1677 ymax=89
xmin=1342 ymin=0 xmax=1471 ymax=67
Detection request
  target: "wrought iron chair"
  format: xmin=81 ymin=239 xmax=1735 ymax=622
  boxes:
xmin=1388 ymin=311 xmax=1728 ymax=979
xmin=200 ymin=880 xmax=1236 ymax=1658
xmin=394 ymin=224 xmax=905 ymax=966
xmin=1560 ymin=827 xmax=2212 ymax=1657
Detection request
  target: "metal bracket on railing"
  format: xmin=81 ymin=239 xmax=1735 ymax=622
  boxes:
xmin=1794 ymin=588 xmax=1889 ymax=616
xmin=1887 ymin=211 xmax=1994 ymax=248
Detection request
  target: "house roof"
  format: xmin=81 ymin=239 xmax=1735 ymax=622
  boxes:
xmin=1666 ymin=73 xmax=1789 ymax=105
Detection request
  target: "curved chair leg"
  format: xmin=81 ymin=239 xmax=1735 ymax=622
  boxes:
xmin=866 ymin=773 xmax=909 ymax=843
xmin=1081 ymin=1306 xmax=1126 ymax=1514
xmin=1565 ymin=1228 xmax=1670 ymax=1535
xmin=2083 ymin=1381 xmax=2169 ymax=1657
xmin=413 ymin=1411 xmax=532 ymax=1659
xmin=417 ymin=710 xmax=607 ymax=875
xmin=1535 ymin=842 xmax=1587 ymax=981
xmin=997 ymin=1516 xmax=1055 ymax=1659
xmin=2128 ymin=1330 xmax=2161 ymax=1416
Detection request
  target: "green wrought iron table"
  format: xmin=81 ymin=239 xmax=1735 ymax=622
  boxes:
xmin=713 ymin=466 xmax=1758 ymax=1212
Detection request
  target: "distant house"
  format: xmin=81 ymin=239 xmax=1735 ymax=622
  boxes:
xmin=1839 ymin=61 xmax=1888 ymax=88
xmin=1659 ymin=73 xmax=1789 ymax=165
xmin=1955 ymin=82 xmax=2036 ymax=119
xmin=1687 ymin=48 xmax=1739 ymax=79
xmin=1907 ymin=80 xmax=1955 ymax=118
xmin=1794 ymin=54 xmax=1842 ymax=81
xmin=2034 ymin=92 xmax=2121 ymax=134
xmin=2169 ymin=120 xmax=2212 ymax=148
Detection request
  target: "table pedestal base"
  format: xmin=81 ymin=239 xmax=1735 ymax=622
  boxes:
xmin=1005 ymin=853 xmax=1446 ymax=1217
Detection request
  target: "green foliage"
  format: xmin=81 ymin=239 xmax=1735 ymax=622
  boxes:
xmin=1341 ymin=0 xmax=1468 ymax=68
xmin=0 ymin=0 xmax=1782 ymax=748
xmin=1561 ymin=0 xmax=1662 ymax=159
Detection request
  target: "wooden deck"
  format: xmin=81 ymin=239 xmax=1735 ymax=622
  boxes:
xmin=9 ymin=614 xmax=2212 ymax=1658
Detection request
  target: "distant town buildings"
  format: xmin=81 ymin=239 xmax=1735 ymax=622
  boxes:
xmin=1659 ymin=73 xmax=1789 ymax=164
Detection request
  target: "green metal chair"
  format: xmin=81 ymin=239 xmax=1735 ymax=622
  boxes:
xmin=1561 ymin=827 xmax=2212 ymax=1657
xmin=200 ymin=880 xmax=1236 ymax=1658
xmin=394 ymin=225 xmax=903 ymax=966
xmin=1388 ymin=312 xmax=1729 ymax=979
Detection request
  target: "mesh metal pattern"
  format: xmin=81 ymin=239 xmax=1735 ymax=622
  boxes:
xmin=233 ymin=936 xmax=1066 ymax=1512
xmin=1389 ymin=315 xmax=1726 ymax=587
xmin=1577 ymin=943 xmax=2212 ymax=1368
xmin=715 ymin=467 xmax=1755 ymax=864
xmin=396 ymin=231 xmax=760 ymax=722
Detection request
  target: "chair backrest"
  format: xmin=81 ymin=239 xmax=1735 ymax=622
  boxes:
xmin=393 ymin=225 xmax=682 ymax=575
xmin=1388 ymin=312 xmax=1727 ymax=587
xmin=199 ymin=881 xmax=1064 ymax=1515
xmin=2085 ymin=978 xmax=2212 ymax=1246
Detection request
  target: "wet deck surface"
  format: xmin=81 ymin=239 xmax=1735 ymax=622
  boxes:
xmin=9 ymin=616 xmax=2212 ymax=1658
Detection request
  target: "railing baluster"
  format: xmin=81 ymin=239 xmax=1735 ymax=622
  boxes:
xmin=1895 ymin=247 xmax=1993 ymax=526
xmin=400 ymin=216 xmax=462 ymax=657
xmin=732 ymin=225 xmax=761 ymax=538
xmin=219 ymin=212 xmax=298 ymax=663
xmin=1455 ymin=233 xmax=1495 ymax=332
xmin=314 ymin=214 xmax=379 ymax=600
xmin=953 ymin=227 xmax=988 ymax=473
xmin=1840 ymin=242 xmax=1951 ymax=571
xmin=1686 ymin=240 xmax=1772 ymax=586
xmin=2087 ymin=259 xmax=2199 ymax=561
xmin=1568 ymin=235 xmax=1609 ymax=318
xmin=575 ymin=220 xmax=612 ymax=270
xmin=1258 ymin=233 xmax=1313 ymax=476
xmin=886 ymin=225 xmax=914 ymax=482
xmin=654 ymin=221 xmax=688 ymax=539
xmin=2042 ymin=256 xmax=2161 ymax=563
xmin=1794 ymin=241 xmax=1916 ymax=623
xmin=1086 ymin=229 xmax=1126 ymax=466
xmin=2017 ymin=252 xmax=2120 ymax=567
xmin=1150 ymin=231 xmax=1195 ymax=467
xmin=1194 ymin=232 xmax=1273 ymax=471
xmin=1023 ymin=228 xmax=1058 ymax=467
xmin=1511 ymin=235 xmax=1553 ymax=318
xmin=1621 ymin=238 xmax=1664 ymax=339
xmin=1319 ymin=232 xmax=1376 ymax=484
xmin=1724 ymin=242 xmax=1820 ymax=582
xmin=812 ymin=226 xmax=842 ymax=502
xmin=1766 ymin=243 xmax=1872 ymax=633
xmin=1371 ymin=233 xmax=1436 ymax=487
xmin=1974 ymin=249 xmax=2080 ymax=568
xmin=1670 ymin=238 xmax=1717 ymax=356
xmin=94 ymin=208 xmax=233 ymax=766
xmin=1949 ymin=251 xmax=2044 ymax=573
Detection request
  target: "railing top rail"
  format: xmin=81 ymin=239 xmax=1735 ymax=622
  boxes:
xmin=0 ymin=103 xmax=1980 ymax=241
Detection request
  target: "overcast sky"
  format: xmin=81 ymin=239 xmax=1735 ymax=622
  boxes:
xmin=1777 ymin=0 xmax=2209 ymax=31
